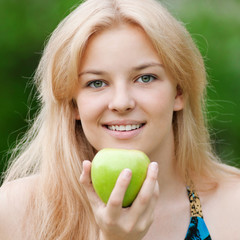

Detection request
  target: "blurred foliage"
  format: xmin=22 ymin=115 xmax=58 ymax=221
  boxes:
xmin=0 ymin=0 xmax=81 ymax=173
xmin=0 ymin=0 xmax=239 ymax=175
xmin=169 ymin=0 xmax=240 ymax=166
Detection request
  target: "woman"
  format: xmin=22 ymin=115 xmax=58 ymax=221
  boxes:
xmin=1 ymin=0 xmax=240 ymax=239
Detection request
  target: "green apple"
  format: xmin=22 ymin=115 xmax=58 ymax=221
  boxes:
xmin=91 ymin=148 xmax=150 ymax=207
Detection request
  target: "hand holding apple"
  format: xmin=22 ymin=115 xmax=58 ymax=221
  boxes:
xmin=91 ymin=148 xmax=150 ymax=207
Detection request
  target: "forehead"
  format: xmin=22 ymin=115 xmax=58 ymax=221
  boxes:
xmin=79 ymin=23 xmax=161 ymax=69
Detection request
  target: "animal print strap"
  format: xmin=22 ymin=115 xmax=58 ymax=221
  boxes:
xmin=186 ymin=186 xmax=203 ymax=218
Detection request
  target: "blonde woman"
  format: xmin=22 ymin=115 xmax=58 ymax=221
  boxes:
xmin=1 ymin=0 xmax=240 ymax=239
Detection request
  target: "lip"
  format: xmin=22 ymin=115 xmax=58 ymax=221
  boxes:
xmin=103 ymin=120 xmax=145 ymax=125
xmin=102 ymin=120 xmax=146 ymax=140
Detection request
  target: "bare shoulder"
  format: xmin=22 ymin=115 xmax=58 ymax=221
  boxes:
xmin=200 ymin=165 xmax=240 ymax=238
xmin=217 ymin=165 xmax=240 ymax=199
xmin=0 ymin=175 xmax=38 ymax=239
xmin=210 ymin=165 xmax=240 ymax=209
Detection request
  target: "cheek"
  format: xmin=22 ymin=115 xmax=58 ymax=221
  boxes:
xmin=76 ymin=95 xmax=101 ymax=147
xmin=143 ymin=90 xmax=176 ymax=125
xmin=76 ymin=93 xmax=106 ymax=122
xmin=143 ymin=88 xmax=176 ymax=111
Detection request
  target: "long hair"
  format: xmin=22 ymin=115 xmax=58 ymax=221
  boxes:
xmin=3 ymin=0 xmax=237 ymax=238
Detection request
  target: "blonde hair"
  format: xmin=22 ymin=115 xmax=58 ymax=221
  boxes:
xmin=3 ymin=0 xmax=237 ymax=238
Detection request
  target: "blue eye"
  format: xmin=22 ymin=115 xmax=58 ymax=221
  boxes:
xmin=137 ymin=75 xmax=156 ymax=83
xmin=88 ymin=80 xmax=106 ymax=88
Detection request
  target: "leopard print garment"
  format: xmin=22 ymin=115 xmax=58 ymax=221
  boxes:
xmin=184 ymin=187 xmax=212 ymax=240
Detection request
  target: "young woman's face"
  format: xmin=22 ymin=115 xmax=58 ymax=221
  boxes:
xmin=74 ymin=24 xmax=183 ymax=159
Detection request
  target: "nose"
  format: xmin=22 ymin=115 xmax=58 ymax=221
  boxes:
xmin=108 ymin=85 xmax=136 ymax=113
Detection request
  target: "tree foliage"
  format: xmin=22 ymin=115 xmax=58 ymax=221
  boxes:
xmin=1 ymin=0 xmax=239 ymax=174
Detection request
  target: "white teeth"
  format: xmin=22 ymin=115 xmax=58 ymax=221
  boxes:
xmin=119 ymin=125 xmax=125 ymax=131
xmin=126 ymin=125 xmax=131 ymax=131
xmin=107 ymin=124 xmax=143 ymax=131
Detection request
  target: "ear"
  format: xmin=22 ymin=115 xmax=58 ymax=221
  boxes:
xmin=72 ymin=99 xmax=80 ymax=120
xmin=173 ymin=85 xmax=184 ymax=111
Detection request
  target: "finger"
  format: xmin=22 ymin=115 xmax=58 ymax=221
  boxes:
xmin=106 ymin=168 xmax=132 ymax=218
xmin=80 ymin=160 xmax=92 ymax=185
xmin=80 ymin=160 xmax=103 ymax=208
xmin=130 ymin=162 xmax=158 ymax=216
xmin=136 ymin=181 xmax=159 ymax=231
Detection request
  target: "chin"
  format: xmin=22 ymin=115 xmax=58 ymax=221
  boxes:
xmin=101 ymin=143 xmax=147 ymax=152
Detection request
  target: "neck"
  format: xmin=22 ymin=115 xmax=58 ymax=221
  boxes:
xmin=149 ymin=130 xmax=186 ymax=200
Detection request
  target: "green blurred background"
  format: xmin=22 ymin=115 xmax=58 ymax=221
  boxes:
xmin=0 ymin=0 xmax=240 ymax=176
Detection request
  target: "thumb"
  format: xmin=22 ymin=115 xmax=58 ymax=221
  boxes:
xmin=80 ymin=160 xmax=104 ymax=209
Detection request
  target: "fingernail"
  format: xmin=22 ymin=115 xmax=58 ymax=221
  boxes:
xmin=82 ymin=161 xmax=86 ymax=167
xmin=122 ymin=169 xmax=132 ymax=179
xmin=150 ymin=162 xmax=158 ymax=172
xmin=82 ymin=161 xmax=87 ymax=172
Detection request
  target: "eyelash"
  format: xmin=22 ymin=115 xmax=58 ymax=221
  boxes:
xmin=86 ymin=74 xmax=157 ymax=89
xmin=135 ymin=74 xmax=157 ymax=83
xmin=87 ymin=80 xmax=107 ymax=89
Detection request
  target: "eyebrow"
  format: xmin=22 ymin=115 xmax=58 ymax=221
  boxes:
xmin=78 ymin=62 xmax=164 ymax=77
xmin=78 ymin=70 xmax=106 ymax=77
xmin=133 ymin=62 xmax=164 ymax=71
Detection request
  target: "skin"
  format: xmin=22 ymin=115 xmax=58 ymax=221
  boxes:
xmin=74 ymin=24 xmax=183 ymax=160
xmin=76 ymin=23 xmax=186 ymax=240
xmin=1 ymin=23 xmax=240 ymax=240
xmin=0 ymin=176 xmax=38 ymax=240
xmin=76 ymin=23 xmax=240 ymax=240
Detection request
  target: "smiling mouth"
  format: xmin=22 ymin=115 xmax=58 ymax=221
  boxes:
xmin=104 ymin=123 xmax=145 ymax=132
